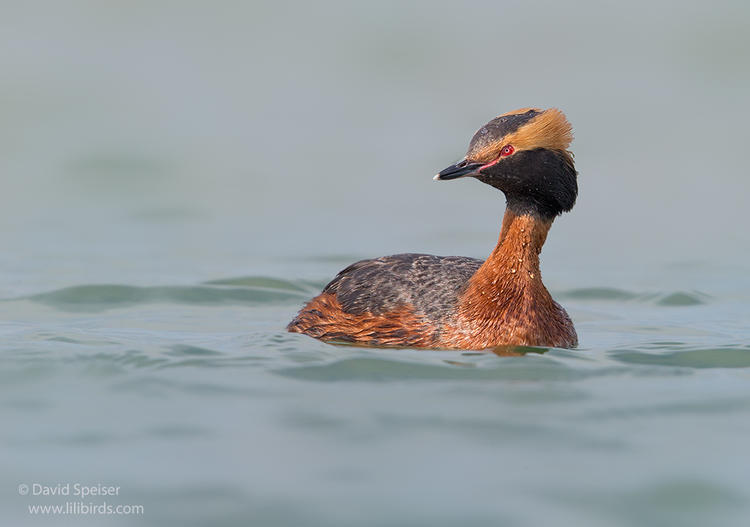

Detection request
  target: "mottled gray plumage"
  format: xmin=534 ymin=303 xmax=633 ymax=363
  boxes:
xmin=322 ymin=253 xmax=482 ymax=321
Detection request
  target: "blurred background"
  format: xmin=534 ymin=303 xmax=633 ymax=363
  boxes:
xmin=2 ymin=1 xmax=750 ymax=526
xmin=2 ymin=0 xmax=749 ymax=295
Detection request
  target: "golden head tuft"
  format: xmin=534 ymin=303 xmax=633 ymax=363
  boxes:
xmin=467 ymin=108 xmax=573 ymax=163
xmin=504 ymin=108 xmax=573 ymax=153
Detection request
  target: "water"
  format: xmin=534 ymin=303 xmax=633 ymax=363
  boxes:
xmin=2 ymin=1 xmax=750 ymax=526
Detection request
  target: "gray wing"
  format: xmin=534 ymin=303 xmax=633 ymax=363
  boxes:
xmin=323 ymin=253 xmax=482 ymax=320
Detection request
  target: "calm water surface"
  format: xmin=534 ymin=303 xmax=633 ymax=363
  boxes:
xmin=3 ymin=253 xmax=750 ymax=527
xmin=2 ymin=2 xmax=750 ymax=526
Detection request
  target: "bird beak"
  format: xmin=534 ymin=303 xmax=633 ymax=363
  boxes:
xmin=433 ymin=158 xmax=483 ymax=181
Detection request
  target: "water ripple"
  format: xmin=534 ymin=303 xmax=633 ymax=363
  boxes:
xmin=22 ymin=281 xmax=308 ymax=311
xmin=560 ymin=287 xmax=710 ymax=306
xmin=611 ymin=346 xmax=750 ymax=368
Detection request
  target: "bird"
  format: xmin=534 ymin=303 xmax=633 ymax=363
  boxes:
xmin=287 ymin=107 xmax=578 ymax=349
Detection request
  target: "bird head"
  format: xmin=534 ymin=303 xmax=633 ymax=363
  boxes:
xmin=435 ymin=108 xmax=578 ymax=219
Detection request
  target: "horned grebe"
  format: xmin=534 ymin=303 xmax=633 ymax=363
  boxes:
xmin=288 ymin=107 xmax=578 ymax=349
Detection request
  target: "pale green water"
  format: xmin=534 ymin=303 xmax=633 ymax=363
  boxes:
xmin=2 ymin=1 xmax=750 ymax=526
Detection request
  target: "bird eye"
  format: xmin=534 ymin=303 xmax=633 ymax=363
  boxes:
xmin=500 ymin=145 xmax=515 ymax=157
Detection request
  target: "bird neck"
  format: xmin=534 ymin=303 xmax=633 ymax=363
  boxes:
xmin=461 ymin=209 xmax=553 ymax=309
xmin=449 ymin=208 xmax=576 ymax=349
xmin=488 ymin=208 xmax=551 ymax=279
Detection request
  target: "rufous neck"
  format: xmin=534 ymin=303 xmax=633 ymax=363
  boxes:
xmin=490 ymin=209 xmax=552 ymax=274
xmin=459 ymin=208 xmax=554 ymax=318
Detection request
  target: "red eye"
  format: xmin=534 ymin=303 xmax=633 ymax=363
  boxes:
xmin=500 ymin=145 xmax=515 ymax=157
